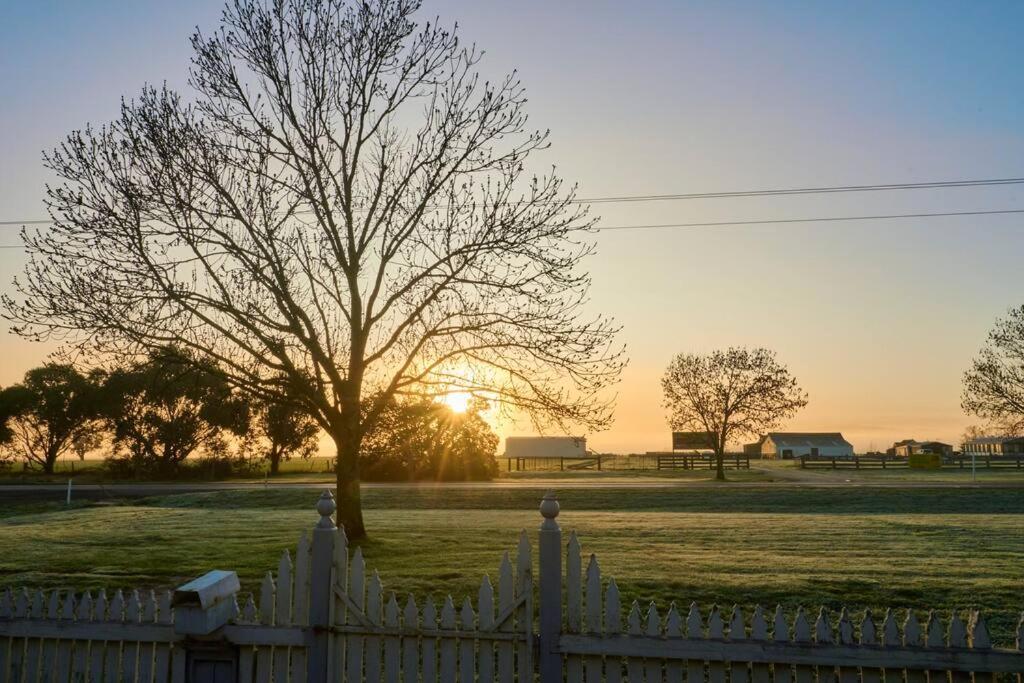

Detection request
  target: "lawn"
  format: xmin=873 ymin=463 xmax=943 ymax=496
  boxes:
xmin=1 ymin=487 xmax=1023 ymax=645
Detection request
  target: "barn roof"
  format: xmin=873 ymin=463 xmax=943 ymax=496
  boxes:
xmin=765 ymin=432 xmax=852 ymax=448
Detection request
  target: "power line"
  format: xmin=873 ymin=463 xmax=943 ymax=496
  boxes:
xmin=0 ymin=207 xmax=1021 ymax=249
xmin=2 ymin=175 xmax=1024 ymax=227
xmin=593 ymin=208 xmax=1024 ymax=232
xmin=577 ymin=176 xmax=1024 ymax=205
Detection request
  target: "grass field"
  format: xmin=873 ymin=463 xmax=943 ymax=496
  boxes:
xmin=1 ymin=486 xmax=1023 ymax=645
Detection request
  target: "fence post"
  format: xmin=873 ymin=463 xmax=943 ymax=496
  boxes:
xmin=538 ymin=490 xmax=562 ymax=683
xmin=307 ymin=491 xmax=336 ymax=683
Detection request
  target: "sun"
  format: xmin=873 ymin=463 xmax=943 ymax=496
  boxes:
xmin=440 ymin=391 xmax=472 ymax=413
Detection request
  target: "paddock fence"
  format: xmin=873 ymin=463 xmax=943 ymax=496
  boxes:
xmin=2 ymin=491 xmax=1023 ymax=682
xmin=799 ymin=454 xmax=1024 ymax=470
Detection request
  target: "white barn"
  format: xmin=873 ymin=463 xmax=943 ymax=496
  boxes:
xmin=758 ymin=432 xmax=853 ymax=460
xmin=504 ymin=436 xmax=588 ymax=459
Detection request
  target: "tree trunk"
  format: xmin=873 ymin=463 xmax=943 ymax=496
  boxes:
xmin=269 ymin=450 xmax=281 ymax=475
xmin=333 ymin=426 xmax=367 ymax=540
xmin=714 ymin=449 xmax=726 ymax=481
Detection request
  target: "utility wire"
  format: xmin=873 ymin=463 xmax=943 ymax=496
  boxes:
xmin=2 ymin=176 xmax=1024 ymax=227
xmin=1 ymin=207 xmax=1021 ymax=249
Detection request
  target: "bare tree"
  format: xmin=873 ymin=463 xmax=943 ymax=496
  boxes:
xmin=661 ymin=347 xmax=808 ymax=480
xmin=3 ymin=0 xmax=623 ymax=537
xmin=962 ymin=305 xmax=1024 ymax=435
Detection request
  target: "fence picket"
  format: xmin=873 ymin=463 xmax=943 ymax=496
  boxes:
xmin=256 ymin=572 xmax=276 ymax=683
xmin=664 ymin=604 xmax=683 ymax=683
xmin=37 ymin=590 xmax=58 ymax=682
xmin=515 ymin=531 xmax=532 ymax=683
xmin=71 ymin=591 xmax=93 ymax=682
xmin=458 ymin=598 xmax=475 ymax=683
xmin=293 ymin=533 xmax=311 ymax=683
xmin=835 ymin=608 xmax=857 ymax=683
xmin=88 ymin=590 xmax=108 ymax=683
xmin=346 ymin=549 xmax=367 ymax=683
xmin=496 ymin=553 xmax=515 ymax=683
xmin=604 ymin=579 xmax=622 ymax=683
xmin=814 ymin=608 xmax=836 ymax=683
xmin=0 ymin=589 xmax=10 ymax=683
xmin=333 ymin=527 xmax=349 ymax=683
xmin=365 ymin=572 xmax=383 ymax=683
xmin=626 ymin=602 xmax=643 ymax=683
xmin=772 ymin=606 xmax=792 ymax=683
xmin=583 ymin=555 xmax=602 ymax=683
xmin=422 ymin=599 xmax=439 ymax=683
xmin=948 ymin=612 xmax=969 ymax=683
xmin=793 ymin=607 xmax=813 ymax=683
xmin=925 ymin=611 xmax=945 ymax=683
xmin=274 ymin=551 xmax=293 ymax=683
xmin=685 ymin=603 xmax=704 ymax=683
xmin=729 ymin=606 xmax=748 ymax=683
xmin=102 ymin=590 xmax=124 ymax=683
xmin=566 ymin=532 xmax=583 ymax=683
xmin=154 ymin=591 xmax=173 ymax=683
xmin=438 ymin=597 xmax=457 ymax=683
xmin=748 ymin=606 xmax=769 ymax=683
xmin=644 ymin=603 xmax=663 ymax=683
xmin=135 ymin=590 xmax=157 ymax=683
xmin=859 ymin=609 xmax=881 ymax=683
xmin=904 ymin=611 xmax=925 ymax=683
xmin=383 ymin=593 xmax=400 ymax=683
xmin=402 ymin=596 xmax=419 ymax=683
xmin=706 ymin=605 xmax=725 ymax=683
xmin=477 ymin=577 xmax=494 ymax=683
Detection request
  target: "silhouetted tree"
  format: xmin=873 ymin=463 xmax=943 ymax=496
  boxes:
xmin=963 ymin=306 xmax=1024 ymax=434
xmin=0 ymin=364 xmax=104 ymax=473
xmin=100 ymin=349 xmax=250 ymax=474
xmin=361 ymin=397 xmax=498 ymax=481
xmin=661 ymin=347 xmax=808 ymax=480
xmin=248 ymin=393 xmax=321 ymax=475
xmin=3 ymin=0 xmax=623 ymax=537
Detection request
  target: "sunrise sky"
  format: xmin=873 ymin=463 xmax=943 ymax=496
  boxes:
xmin=2 ymin=1 xmax=1024 ymax=453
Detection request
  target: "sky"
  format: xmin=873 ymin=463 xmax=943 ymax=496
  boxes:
xmin=2 ymin=1 xmax=1024 ymax=453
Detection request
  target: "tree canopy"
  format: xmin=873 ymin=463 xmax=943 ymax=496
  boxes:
xmin=661 ymin=347 xmax=808 ymax=480
xmin=100 ymin=349 xmax=250 ymax=474
xmin=4 ymin=0 xmax=623 ymax=536
xmin=0 ymin=364 xmax=104 ymax=473
xmin=361 ymin=397 xmax=498 ymax=481
xmin=963 ymin=305 xmax=1024 ymax=434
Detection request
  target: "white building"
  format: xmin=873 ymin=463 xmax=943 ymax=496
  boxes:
xmin=757 ymin=432 xmax=853 ymax=459
xmin=504 ymin=436 xmax=588 ymax=459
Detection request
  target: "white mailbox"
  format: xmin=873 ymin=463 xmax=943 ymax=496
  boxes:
xmin=173 ymin=570 xmax=241 ymax=635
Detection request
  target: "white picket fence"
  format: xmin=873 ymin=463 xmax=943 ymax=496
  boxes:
xmin=1 ymin=490 xmax=1023 ymax=682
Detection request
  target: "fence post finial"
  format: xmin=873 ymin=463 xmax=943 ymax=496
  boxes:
xmin=316 ymin=490 xmax=336 ymax=530
xmin=540 ymin=490 xmax=560 ymax=530
xmin=538 ymin=490 xmax=562 ymax=683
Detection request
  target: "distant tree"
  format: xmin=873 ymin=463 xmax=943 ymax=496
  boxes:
xmin=101 ymin=349 xmax=250 ymax=474
xmin=963 ymin=306 xmax=1024 ymax=434
xmin=661 ymin=347 xmax=808 ymax=480
xmin=0 ymin=364 xmax=104 ymax=473
xmin=248 ymin=393 xmax=321 ymax=476
xmin=361 ymin=397 xmax=498 ymax=481
xmin=3 ymin=0 xmax=624 ymax=537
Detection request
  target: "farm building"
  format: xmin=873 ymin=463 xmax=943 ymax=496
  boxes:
xmin=961 ymin=436 xmax=1024 ymax=455
xmin=888 ymin=439 xmax=953 ymax=458
xmin=504 ymin=436 xmax=588 ymax=459
xmin=755 ymin=432 xmax=854 ymax=459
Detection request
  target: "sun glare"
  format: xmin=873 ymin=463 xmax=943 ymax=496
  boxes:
xmin=441 ymin=391 xmax=472 ymax=413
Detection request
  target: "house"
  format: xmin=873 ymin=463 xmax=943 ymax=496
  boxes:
xmin=961 ymin=436 xmax=1024 ymax=455
xmin=890 ymin=439 xmax=953 ymax=458
xmin=756 ymin=432 xmax=854 ymax=460
xmin=504 ymin=436 xmax=588 ymax=459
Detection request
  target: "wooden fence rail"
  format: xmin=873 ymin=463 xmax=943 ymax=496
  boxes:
xmin=2 ymin=491 xmax=1023 ymax=682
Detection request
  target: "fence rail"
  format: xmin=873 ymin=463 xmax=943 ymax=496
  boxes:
xmin=799 ymin=454 xmax=1024 ymax=470
xmin=2 ymin=491 xmax=1023 ymax=682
